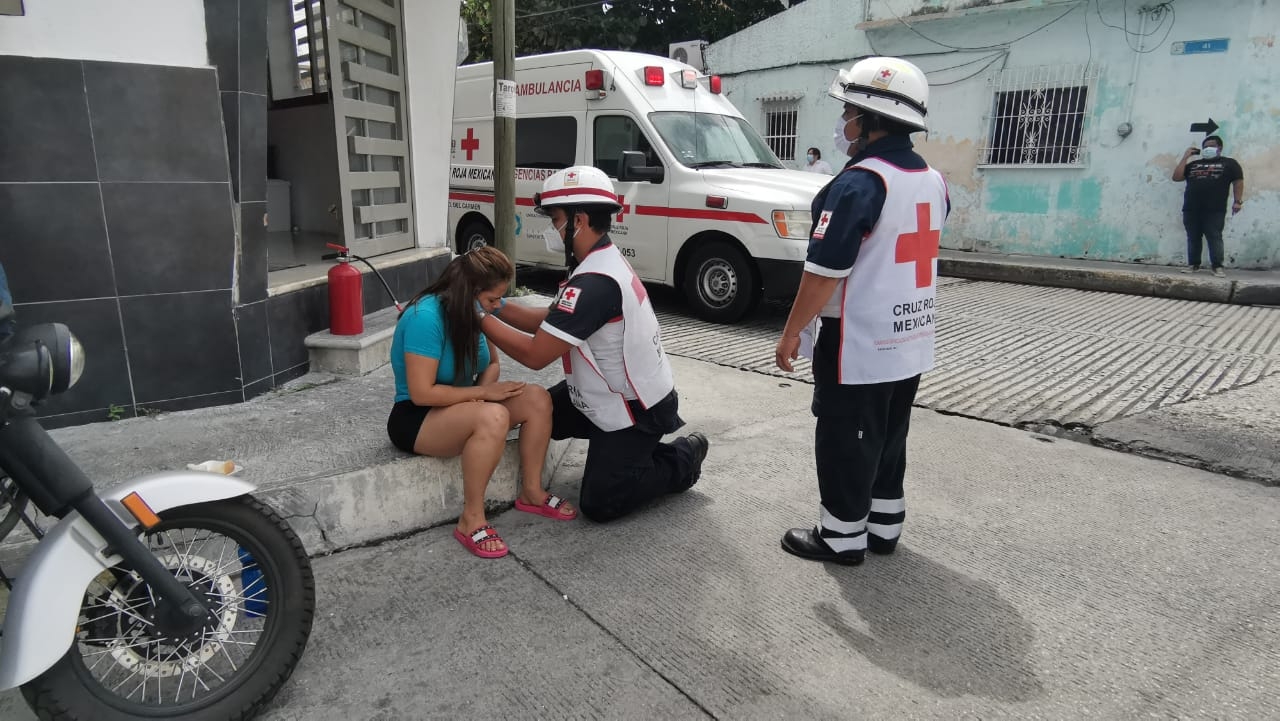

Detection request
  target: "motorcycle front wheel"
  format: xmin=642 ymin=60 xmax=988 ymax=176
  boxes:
xmin=21 ymin=496 xmax=316 ymax=721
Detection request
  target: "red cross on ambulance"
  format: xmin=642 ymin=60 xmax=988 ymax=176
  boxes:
xmin=460 ymin=128 xmax=480 ymax=161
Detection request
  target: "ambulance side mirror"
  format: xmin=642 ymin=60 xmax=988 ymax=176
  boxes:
xmin=619 ymin=151 xmax=663 ymax=183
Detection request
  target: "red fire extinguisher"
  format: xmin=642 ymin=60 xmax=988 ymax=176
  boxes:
xmin=326 ymin=243 xmax=364 ymax=335
xmin=323 ymin=242 xmax=404 ymax=336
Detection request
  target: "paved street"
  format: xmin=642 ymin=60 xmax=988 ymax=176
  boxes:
xmin=53 ymin=355 xmax=1280 ymax=720
xmin=521 ymin=271 xmax=1280 ymax=482
xmin=2 ymin=280 xmax=1277 ymax=720
xmin=647 ymin=277 xmax=1280 ymax=429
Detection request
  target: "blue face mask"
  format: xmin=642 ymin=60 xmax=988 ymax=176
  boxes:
xmin=806 ymin=153 xmax=816 ymax=164
xmin=1201 ymin=146 xmax=1220 ymax=160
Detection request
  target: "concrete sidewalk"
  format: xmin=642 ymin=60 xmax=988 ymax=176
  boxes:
xmin=9 ymin=359 xmax=569 ymax=558
xmin=3 ymin=355 xmax=1278 ymax=720
xmin=940 ymin=249 xmax=1280 ymax=305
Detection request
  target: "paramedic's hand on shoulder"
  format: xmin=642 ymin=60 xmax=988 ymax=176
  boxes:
xmin=479 ymin=275 xmax=623 ymax=372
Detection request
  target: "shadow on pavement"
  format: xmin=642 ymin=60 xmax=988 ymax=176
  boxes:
xmin=817 ymin=546 xmax=1043 ymax=702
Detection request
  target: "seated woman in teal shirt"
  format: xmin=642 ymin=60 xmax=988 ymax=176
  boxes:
xmin=388 ymin=247 xmax=575 ymax=560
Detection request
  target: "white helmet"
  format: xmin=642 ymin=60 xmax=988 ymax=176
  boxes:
xmin=827 ymin=56 xmax=929 ymax=132
xmin=533 ymin=166 xmax=623 ymax=216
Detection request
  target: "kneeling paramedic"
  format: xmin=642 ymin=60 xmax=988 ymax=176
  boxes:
xmin=775 ymin=57 xmax=949 ymax=565
xmin=480 ymin=166 xmax=709 ymax=522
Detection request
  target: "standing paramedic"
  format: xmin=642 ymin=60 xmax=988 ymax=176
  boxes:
xmin=774 ymin=57 xmax=949 ymax=565
xmin=479 ymin=166 xmax=709 ymax=522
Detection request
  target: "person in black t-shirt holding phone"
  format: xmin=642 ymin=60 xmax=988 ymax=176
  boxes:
xmin=1172 ymin=135 xmax=1244 ymax=277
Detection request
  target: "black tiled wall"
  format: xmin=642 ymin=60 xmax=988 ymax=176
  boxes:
xmin=0 ymin=6 xmax=442 ymax=426
xmin=205 ymin=0 xmax=269 ymax=306
xmin=0 ymin=55 xmax=243 ymax=429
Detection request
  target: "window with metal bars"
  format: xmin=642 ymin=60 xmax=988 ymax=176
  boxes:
xmin=269 ymin=0 xmax=329 ymax=102
xmin=762 ymin=102 xmax=799 ymax=162
xmin=980 ymin=64 xmax=1100 ymax=167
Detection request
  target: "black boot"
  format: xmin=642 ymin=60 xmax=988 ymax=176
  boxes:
xmin=675 ymin=432 xmax=709 ymax=491
xmin=780 ymin=527 xmax=864 ymax=566
xmin=867 ymin=535 xmax=898 ymax=555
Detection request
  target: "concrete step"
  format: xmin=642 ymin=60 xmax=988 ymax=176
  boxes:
xmin=304 ymin=306 xmax=399 ymax=376
xmin=3 ymin=359 xmax=571 ymax=567
xmin=939 ymin=249 xmax=1280 ymax=305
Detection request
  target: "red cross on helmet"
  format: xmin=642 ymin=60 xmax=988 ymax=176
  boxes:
xmin=828 ymin=56 xmax=929 ymax=132
xmin=533 ymin=166 xmax=623 ymax=216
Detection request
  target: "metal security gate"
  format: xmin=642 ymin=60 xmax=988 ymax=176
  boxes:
xmin=323 ymin=0 xmax=415 ymax=256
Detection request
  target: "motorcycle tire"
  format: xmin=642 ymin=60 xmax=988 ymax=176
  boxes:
xmin=20 ymin=495 xmax=315 ymax=721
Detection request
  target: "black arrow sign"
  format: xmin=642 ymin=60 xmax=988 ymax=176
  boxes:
xmin=1190 ymin=118 xmax=1219 ymax=134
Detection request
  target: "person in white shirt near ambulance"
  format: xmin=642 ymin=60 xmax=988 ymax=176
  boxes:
xmin=774 ymin=57 xmax=949 ymax=566
xmin=802 ymin=147 xmax=834 ymax=175
xmin=480 ymin=166 xmax=709 ymax=522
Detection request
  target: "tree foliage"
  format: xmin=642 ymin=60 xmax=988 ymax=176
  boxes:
xmin=459 ymin=0 xmax=786 ymax=64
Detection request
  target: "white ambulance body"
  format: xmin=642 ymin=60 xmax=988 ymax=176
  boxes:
xmin=448 ymin=50 xmax=828 ymax=323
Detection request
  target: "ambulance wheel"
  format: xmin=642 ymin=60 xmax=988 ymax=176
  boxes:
xmin=684 ymin=241 xmax=758 ymax=324
xmin=458 ymin=220 xmax=493 ymax=253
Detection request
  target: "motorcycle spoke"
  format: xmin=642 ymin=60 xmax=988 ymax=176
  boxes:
xmin=82 ymin=603 xmax=155 ymax=630
xmin=216 ymin=590 xmax=270 ymax=612
xmin=80 ymin=636 xmax=164 ymax=654
xmin=109 ymin=663 xmax=145 ymax=695
xmin=208 ymin=551 xmax=259 ymax=580
xmin=80 ymin=596 xmax=154 ymax=626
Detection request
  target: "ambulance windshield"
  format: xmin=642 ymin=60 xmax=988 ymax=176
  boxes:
xmin=649 ymin=112 xmax=783 ymax=170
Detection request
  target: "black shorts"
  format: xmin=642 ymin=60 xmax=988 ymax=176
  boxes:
xmin=387 ymin=400 xmax=432 ymax=453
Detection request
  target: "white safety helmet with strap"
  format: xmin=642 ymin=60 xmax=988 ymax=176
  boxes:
xmin=533 ymin=166 xmax=623 ymax=216
xmin=828 ymin=56 xmax=929 ymax=132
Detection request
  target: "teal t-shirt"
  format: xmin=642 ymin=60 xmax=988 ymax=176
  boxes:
xmin=390 ymin=295 xmax=491 ymax=403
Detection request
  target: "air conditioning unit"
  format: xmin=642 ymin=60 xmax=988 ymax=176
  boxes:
xmin=668 ymin=40 xmax=707 ymax=73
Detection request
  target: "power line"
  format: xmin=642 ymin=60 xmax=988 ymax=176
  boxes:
xmin=929 ymin=51 xmax=1009 ymax=87
xmin=888 ymin=0 xmax=1087 ymax=52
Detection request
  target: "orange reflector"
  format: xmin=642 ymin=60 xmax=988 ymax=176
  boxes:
xmin=772 ymin=210 xmax=790 ymax=237
xmin=121 ymin=492 xmax=161 ymax=529
xmin=643 ymin=66 xmax=665 ymax=86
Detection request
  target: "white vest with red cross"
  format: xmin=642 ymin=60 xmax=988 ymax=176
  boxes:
xmin=561 ymin=244 xmax=674 ymax=432
xmin=821 ymin=156 xmax=948 ymax=385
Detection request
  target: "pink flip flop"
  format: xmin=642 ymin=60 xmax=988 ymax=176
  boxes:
xmin=453 ymin=525 xmax=508 ymax=559
xmin=514 ymin=494 xmax=578 ymax=521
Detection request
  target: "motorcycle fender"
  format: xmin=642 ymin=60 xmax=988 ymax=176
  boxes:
xmin=0 ymin=471 xmax=257 ymax=690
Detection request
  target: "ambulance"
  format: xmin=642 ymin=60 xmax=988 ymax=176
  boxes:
xmin=448 ymin=50 xmax=829 ymax=323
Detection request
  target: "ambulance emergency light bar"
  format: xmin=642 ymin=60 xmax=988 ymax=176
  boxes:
xmin=637 ymin=65 xmax=722 ymax=94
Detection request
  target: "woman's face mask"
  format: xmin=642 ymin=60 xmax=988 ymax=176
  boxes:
xmin=542 ymin=219 xmax=568 ymax=253
xmin=806 ymin=153 xmax=816 ymax=164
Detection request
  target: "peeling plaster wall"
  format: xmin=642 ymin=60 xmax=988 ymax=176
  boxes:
xmin=709 ymin=0 xmax=1279 ymax=268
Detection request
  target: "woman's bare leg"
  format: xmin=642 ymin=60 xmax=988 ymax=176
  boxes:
xmin=413 ymin=401 xmax=511 ymax=552
xmin=501 ymin=385 xmax=574 ymax=517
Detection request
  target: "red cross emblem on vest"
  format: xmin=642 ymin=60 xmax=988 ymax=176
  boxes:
xmin=895 ymin=203 xmax=940 ymax=288
xmin=460 ymin=127 xmax=480 ymax=161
